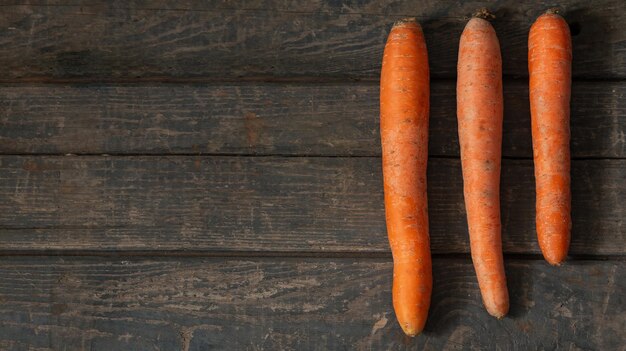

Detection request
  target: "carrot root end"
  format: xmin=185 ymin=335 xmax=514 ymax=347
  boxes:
xmin=546 ymin=258 xmax=566 ymax=266
xmin=401 ymin=324 xmax=423 ymax=337
xmin=542 ymin=250 xmax=568 ymax=266
xmin=488 ymin=310 xmax=508 ymax=319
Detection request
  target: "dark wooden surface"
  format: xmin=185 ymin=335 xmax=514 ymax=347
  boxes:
xmin=0 ymin=257 xmax=622 ymax=351
xmin=1 ymin=81 xmax=624 ymax=157
xmin=0 ymin=156 xmax=623 ymax=255
xmin=0 ymin=1 xmax=624 ymax=350
xmin=0 ymin=0 xmax=624 ymax=80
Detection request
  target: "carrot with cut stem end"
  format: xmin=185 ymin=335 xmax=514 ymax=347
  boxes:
xmin=528 ymin=9 xmax=572 ymax=266
xmin=456 ymin=10 xmax=509 ymax=318
xmin=380 ymin=18 xmax=431 ymax=336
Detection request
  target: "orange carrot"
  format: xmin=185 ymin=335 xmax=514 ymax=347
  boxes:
xmin=380 ymin=18 xmax=431 ymax=336
xmin=456 ymin=10 xmax=509 ymax=318
xmin=529 ymin=9 xmax=572 ymax=266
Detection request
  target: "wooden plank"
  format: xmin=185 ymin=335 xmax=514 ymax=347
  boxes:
xmin=1 ymin=81 xmax=624 ymax=157
xmin=0 ymin=1 xmax=623 ymax=80
xmin=0 ymin=256 xmax=622 ymax=350
xmin=0 ymin=156 xmax=623 ymax=255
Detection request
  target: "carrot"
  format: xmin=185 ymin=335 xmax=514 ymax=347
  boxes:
xmin=456 ymin=10 xmax=509 ymax=318
xmin=528 ymin=9 xmax=572 ymax=266
xmin=380 ymin=18 xmax=431 ymax=336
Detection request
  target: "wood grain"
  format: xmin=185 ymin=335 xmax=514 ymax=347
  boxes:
xmin=1 ymin=81 xmax=624 ymax=157
xmin=0 ymin=156 xmax=623 ymax=255
xmin=0 ymin=0 xmax=623 ymax=80
xmin=0 ymin=2 xmax=621 ymax=349
xmin=0 ymin=256 xmax=622 ymax=350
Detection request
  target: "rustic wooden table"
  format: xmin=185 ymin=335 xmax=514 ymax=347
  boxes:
xmin=0 ymin=1 xmax=623 ymax=350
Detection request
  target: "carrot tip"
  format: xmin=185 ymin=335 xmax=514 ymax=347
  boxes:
xmin=392 ymin=17 xmax=418 ymax=28
xmin=472 ymin=8 xmax=495 ymax=20
xmin=401 ymin=325 xmax=422 ymax=337
xmin=547 ymin=258 xmax=566 ymax=266
xmin=489 ymin=310 xmax=508 ymax=319
xmin=543 ymin=251 xmax=568 ymax=266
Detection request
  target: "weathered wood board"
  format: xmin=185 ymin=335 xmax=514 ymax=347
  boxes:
xmin=1 ymin=81 xmax=624 ymax=157
xmin=0 ymin=0 xmax=623 ymax=80
xmin=0 ymin=156 xmax=623 ymax=254
xmin=0 ymin=1 xmax=623 ymax=348
xmin=0 ymin=257 xmax=622 ymax=350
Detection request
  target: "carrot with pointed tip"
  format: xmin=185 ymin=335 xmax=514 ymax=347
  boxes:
xmin=380 ymin=18 xmax=431 ymax=336
xmin=456 ymin=10 xmax=509 ymax=318
xmin=529 ymin=9 xmax=572 ymax=265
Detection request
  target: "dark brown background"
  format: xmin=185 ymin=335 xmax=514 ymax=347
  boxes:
xmin=0 ymin=1 xmax=623 ymax=350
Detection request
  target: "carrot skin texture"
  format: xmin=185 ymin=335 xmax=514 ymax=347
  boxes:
xmin=380 ymin=19 xmax=431 ymax=336
xmin=457 ymin=17 xmax=509 ymax=318
xmin=529 ymin=13 xmax=572 ymax=266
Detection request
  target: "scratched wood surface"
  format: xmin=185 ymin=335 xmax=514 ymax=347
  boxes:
xmin=0 ymin=156 xmax=624 ymax=255
xmin=0 ymin=1 xmax=624 ymax=350
xmin=0 ymin=0 xmax=624 ymax=80
xmin=0 ymin=81 xmax=624 ymax=157
xmin=0 ymin=257 xmax=622 ymax=351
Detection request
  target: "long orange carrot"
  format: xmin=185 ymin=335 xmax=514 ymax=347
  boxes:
xmin=380 ymin=18 xmax=431 ymax=336
xmin=456 ymin=11 xmax=509 ymax=318
xmin=529 ymin=9 xmax=572 ymax=266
